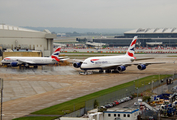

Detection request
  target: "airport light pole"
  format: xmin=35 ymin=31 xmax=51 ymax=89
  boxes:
xmin=151 ymin=80 xmax=154 ymax=94
xmin=126 ymin=89 xmax=128 ymax=96
xmin=142 ymin=84 xmax=144 ymax=91
xmin=136 ymin=87 xmax=139 ymax=108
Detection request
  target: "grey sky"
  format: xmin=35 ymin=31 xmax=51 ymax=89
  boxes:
xmin=0 ymin=0 xmax=177 ymax=29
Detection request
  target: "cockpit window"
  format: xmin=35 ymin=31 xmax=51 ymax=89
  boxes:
xmin=83 ymin=62 xmax=87 ymax=64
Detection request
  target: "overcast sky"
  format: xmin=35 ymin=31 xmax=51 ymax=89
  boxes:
xmin=0 ymin=0 xmax=177 ymax=29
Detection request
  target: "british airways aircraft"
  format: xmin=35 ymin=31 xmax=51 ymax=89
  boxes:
xmin=1 ymin=47 xmax=67 ymax=69
xmin=73 ymin=36 xmax=165 ymax=74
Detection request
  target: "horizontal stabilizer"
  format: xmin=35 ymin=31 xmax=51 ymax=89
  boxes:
xmin=60 ymin=58 xmax=70 ymax=61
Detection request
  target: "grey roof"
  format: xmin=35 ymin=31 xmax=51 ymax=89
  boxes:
xmin=0 ymin=24 xmax=40 ymax=32
xmin=125 ymin=28 xmax=177 ymax=34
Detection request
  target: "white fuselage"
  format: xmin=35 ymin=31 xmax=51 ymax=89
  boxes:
xmin=80 ymin=55 xmax=133 ymax=70
xmin=1 ymin=57 xmax=57 ymax=65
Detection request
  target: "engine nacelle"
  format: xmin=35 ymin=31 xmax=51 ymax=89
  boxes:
xmin=73 ymin=62 xmax=82 ymax=68
xmin=137 ymin=64 xmax=146 ymax=70
xmin=10 ymin=61 xmax=18 ymax=67
xmin=117 ymin=66 xmax=126 ymax=71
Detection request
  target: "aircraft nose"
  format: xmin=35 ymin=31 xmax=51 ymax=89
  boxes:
xmin=80 ymin=64 xmax=84 ymax=68
xmin=81 ymin=63 xmax=86 ymax=69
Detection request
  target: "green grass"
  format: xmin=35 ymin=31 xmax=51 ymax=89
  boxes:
xmin=60 ymin=51 xmax=153 ymax=54
xmin=14 ymin=74 xmax=172 ymax=120
xmin=60 ymin=52 xmax=123 ymax=58
xmin=61 ymin=52 xmax=125 ymax=54
xmin=13 ymin=116 xmax=58 ymax=120
xmin=64 ymin=54 xmax=113 ymax=59
xmin=168 ymin=55 xmax=177 ymax=57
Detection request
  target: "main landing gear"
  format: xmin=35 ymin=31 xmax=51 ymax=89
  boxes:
xmin=99 ymin=69 xmax=104 ymax=73
xmin=105 ymin=69 xmax=111 ymax=73
xmin=19 ymin=64 xmax=30 ymax=69
xmin=79 ymin=70 xmax=93 ymax=75
xmin=34 ymin=66 xmax=38 ymax=69
xmin=104 ymin=69 xmax=120 ymax=73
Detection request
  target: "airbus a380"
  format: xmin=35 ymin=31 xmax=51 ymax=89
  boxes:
xmin=1 ymin=47 xmax=67 ymax=68
xmin=73 ymin=36 xmax=165 ymax=74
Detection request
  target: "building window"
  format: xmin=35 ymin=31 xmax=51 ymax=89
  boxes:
xmin=114 ymin=114 xmax=116 ymax=117
xmin=108 ymin=114 xmax=111 ymax=117
xmin=118 ymin=114 xmax=120 ymax=117
xmin=128 ymin=114 xmax=130 ymax=117
xmin=124 ymin=114 xmax=126 ymax=117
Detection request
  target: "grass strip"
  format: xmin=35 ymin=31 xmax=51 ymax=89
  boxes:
xmin=13 ymin=116 xmax=58 ymax=120
xmin=61 ymin=52 xmax=125 ymax=54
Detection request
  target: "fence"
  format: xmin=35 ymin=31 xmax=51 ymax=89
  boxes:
xmin=140 ymin=110 xmax=159 ymax=120
xmin=62 ymin=108 xmax=85 ymax=117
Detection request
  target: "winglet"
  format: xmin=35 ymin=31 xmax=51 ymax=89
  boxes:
xmin=126 ymin=36 xmax=137 ymax=57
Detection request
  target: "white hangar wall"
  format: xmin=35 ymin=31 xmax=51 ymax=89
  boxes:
xmin=0 ymin=24 xmax=56 ymax=57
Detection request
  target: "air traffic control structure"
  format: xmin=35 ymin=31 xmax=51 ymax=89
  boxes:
xmin=0 ymin=24 xmax=56 ymax=57
xmin=93 ymin=28 xmax=177 ymax=47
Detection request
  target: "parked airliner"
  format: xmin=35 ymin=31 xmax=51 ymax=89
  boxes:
xmin=73 ymin=36 xmax=165 ymax=74
xmin=1 ymin=47 xmax=67 ymax=68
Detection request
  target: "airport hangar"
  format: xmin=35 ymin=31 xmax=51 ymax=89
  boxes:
xmin=0 ymin=24 xmax=56 ymax=57
xmin=91 ymin=28 xmax=177 ymax=47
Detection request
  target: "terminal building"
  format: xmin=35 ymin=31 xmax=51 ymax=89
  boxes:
xmin=0 ymin=24 xmax=56 ymax=57
xmin=92 ymin=28 xmax=177 ymax=47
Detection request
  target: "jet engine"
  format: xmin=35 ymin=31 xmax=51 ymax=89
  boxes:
xmin=137 ymin=64 xmax=146 ymax=70
xmin=117 ymin=66 xmax=126 ymax=71
xmin=73 ymin=62 xmax=82 ymax=68
xmin=10 ymin=61 xmax=18 ymax=67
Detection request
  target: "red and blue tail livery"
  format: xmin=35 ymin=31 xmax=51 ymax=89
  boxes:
xmin=51 ymin=48 xmax=61 ymax=62
xmin=126 ymin=36 xmax=137 ymax=58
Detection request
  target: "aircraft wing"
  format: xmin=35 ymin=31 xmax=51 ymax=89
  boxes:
xmin=133 ymin=57 xmax=154 ymax=61
xmin=69 ymin=59 xmax=84 ymax=63
xmin=17 ymin=59 xmax=36 ymax=64
xmin=100 ymin=62 xmax=165 ymax=69
xmin=100 ymin=63 xmax=133 ymax=69
xmin=132 ymin=62 xmax=166 ymax=66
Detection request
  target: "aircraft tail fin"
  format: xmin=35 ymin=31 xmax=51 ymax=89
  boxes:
xmin=125 ymin=36 xmax=137 ymax=58
xmin=51 ymin=47 xmax=61 ymax=62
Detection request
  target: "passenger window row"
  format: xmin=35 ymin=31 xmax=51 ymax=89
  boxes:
xmin=108 ymin=113 xmax=130 ymax=117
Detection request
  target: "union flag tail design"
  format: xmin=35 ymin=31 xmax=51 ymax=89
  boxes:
xmin=51 ymin=47 xmax=61 ymax=62
xmin=126 ymin=36 xmax=137 ymax=58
